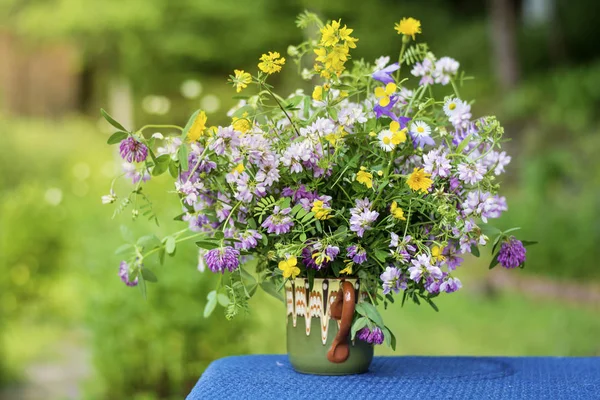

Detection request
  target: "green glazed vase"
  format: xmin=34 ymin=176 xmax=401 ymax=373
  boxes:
xmin=285 ymin=278 xmax=374 ymax=375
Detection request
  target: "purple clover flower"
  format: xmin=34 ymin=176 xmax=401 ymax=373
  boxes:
xmin=440 ymin=277 xmax=462 ymax=293
xmin=346 ymin=245 xmax=367 ymax=264
xmin=119 ymin=137 xmax=148 ymax=163
xmin=204 ymin=246 xmax=241 ymax=273
xmin=357 ymin=327 xmax=385 ymax=345
xmin=349 ymin=198 xmax=379 ymax=238
xmin=261 ymin=206 xmax=294 ymax=235
xmin=497 ymin=237 xmax=527 ymax=269
xmin=119 ymin=261 xmax=138 ymax=287
xmin=235 ymin=230 xmax=262 ymax=251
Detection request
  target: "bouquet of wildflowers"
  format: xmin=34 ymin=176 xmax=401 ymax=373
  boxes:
xmin=103 ymin=12 xmax=533 ymax=348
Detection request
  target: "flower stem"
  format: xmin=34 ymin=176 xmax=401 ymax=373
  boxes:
xmin=262 ymin=84 xmax=301 ymax=137
xmin=138 ymin=124 xmax=184 ymax=133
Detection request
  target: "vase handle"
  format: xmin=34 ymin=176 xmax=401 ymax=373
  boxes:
xmin=327 ymin=281 xmax=355 ymax=363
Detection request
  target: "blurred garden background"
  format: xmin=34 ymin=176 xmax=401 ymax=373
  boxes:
xmin=1 ymin=0 xmax=600 ymax=398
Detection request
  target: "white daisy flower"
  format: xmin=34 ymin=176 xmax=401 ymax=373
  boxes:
xmin=409 ymin=121 xmax=435 ymax=147
xmin=377 ymin=129 xmax=395 ymax=152
xmin=443 ymin=98 xmax=463 ymax=117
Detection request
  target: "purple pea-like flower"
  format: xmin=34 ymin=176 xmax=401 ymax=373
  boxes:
xmin=119 ymin=261 xmax=138 ymax=287
xmin=261 ymin=206 xmax=294 ymax=235
xmin=372 ymin=62 xmax=400 ymax=85
xmin=440 ymin=277 xmax=462 ymax=293
xmin=497 ymin=237 xmax=526 ymax=269
xmin=346 ymin=245 xmax=367 ymax=264
xmin=119 ymin=137 xmax=148 ymax=163
xmin=357 ymin=327 xmax=385 ymax=345
xmin=204 ymin=246 xmax=241 ymax=273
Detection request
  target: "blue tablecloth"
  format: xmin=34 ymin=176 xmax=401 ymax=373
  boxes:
xmin=187 ymin=355 xmax=600 ymax=399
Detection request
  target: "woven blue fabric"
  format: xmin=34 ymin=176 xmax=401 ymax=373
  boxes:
xmin=187 ymin=355 xmax=600 ymax=399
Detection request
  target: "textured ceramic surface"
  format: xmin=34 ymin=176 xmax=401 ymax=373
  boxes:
xmin=285 ymin=278 xmax=374 ymax=375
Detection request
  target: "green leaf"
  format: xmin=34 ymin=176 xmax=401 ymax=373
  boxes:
xmin=204 ymin=291 xmax=217 ymax=318
xmin=217 ymin=293 xmax=230 ymax=307
xmin=138 ymin=273 xmax=147 ymax=300
xmin=383 ymin=326 xmax=397 ymax=350
xmin=181 ymin=110 xmax=200 ymax=140
xmin=521 ymin=240 xmax=538 ymax=247
xmin=115 ymin=243 xmax=134 ymax=255
xmin=158 ymin=247 xmax=165 ymax=265
xmin=214 ymin=231 xmax=225 ymax=240
xmin=350 ymin=317 xmax=368 ymax=340
xmin=456 ymin=133 xmax=473 ymax=153
xmin=423 ymin=296 xmax=439 ymax=312
xmin=120 ymin=225 xmax=134 ymax=243
xmin=178 ymin=145 xmax=189 ymax=171
xmin=260 ymin=280 xmax=284 ymax=302
xmin=196 ymin=241 xmax=220 ymax=250
xmin=355 ymin=302 xmax=385 ymax=328
xmin=489 ymin=253 xmax=500 ymax=269
xmin=107 ymin=131 xmax=128 ymax=145
xmin=165 ymin=236 xmax=176 ymax=254
xmin=137 ymin=235 xmax=161 ymax=250
xmin=168 ymin=160 xmax=178 ymax=178
xmin=141 ymin=268 xmax=158 ymax=283
xmin=101 ymin=108 xmax=127 ymax=132
xmin=374 ymin=250 xmax=389 ymax=262
xmin=502 ymin=227 xmax=521 ymax=235
xmin=470 ymin=244 xmax=480 ymax=257
xmin=299 ymin=232 xmax=307 ymax=242
xmin=152 ymin=154 xmax=171 ymax=176
xmin=479 ymin=223 xmax=502 ymax=238
xmin=301 ymin=211 xmax=315 ymax=223
xmin=232 ymin=105 xmax=256 ymax=118
xmin=327 ymin=107 xmax=338 ymax=120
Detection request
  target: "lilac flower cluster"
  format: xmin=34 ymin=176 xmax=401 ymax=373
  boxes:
xmin=349 ymin=198 xmax=379 ymax=237
xmin=119 ymin=261 xmax=138 ymax=287
xmin=497 ymin=237 xmax=527 ymax=269
xmin=119 ymin=137 xmax=148 ymax=163
xmin=357 ymin=327 xmax=385 ymax=345
xmin=204 ymin=246 xmax=241 ymax=273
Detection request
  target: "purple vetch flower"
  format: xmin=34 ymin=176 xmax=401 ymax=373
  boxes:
xmin=497 ymin=237 xmax=527 ymax=269
xmin=357 ymin=327 xmax=385 ymax=345
xmin=442 ymin=243 xmax=464 ymax=271
xmin=484 ymin=151 xmax=512 ymax=176
xmin=349 ymin=210 xmax=379 ymax=238
xmin=434 ymin=57 xmax=459 ymax=85
xmin=346 ymin=245 xmax=367 ymax=264
xmin=462 ymin=191 xmax=507 ymax=223
xmin=261 ymin=206 xmax=294 ymax=235
xmin=234 ymin=172 xmax=267 ymax=203
xmin=422 ymin=148 xmax=451 ymax=178
xmin=380 ymin=266 xmax=404 ymax=295
xmin=389 ymin=233 xmax=416 ymax=263
xmin=204 ymin=246 xmax=241 ymax=273
xmin=301 ymin=246 xmax=319 ymax=270
xmin=119 ymin=137 xmax=148 ymax=163
xmin=325 ymin=245 xmax=340 ymax=260
xmin=122 ymin=162 xmax=150 ymax=184
xmin=235 ymin=230 xmax=262 ymax=251
xmin=424 ymin=275 xmax=442 ymax=294
xmin=372 ymin=62 xmax=400 ymax=85
xmin=119 ymin=261 xmax=138 ymax=287
xmin=411 ymin=58 xmax=435 ymax=86
xmin=457 ymin=161 xmax=486 ymax=185
xmin=175 ymin=180 xmax=203 ymax=206
xmin=440 ymin=277 xmax=462 ymax=293
xmin=209 ymin=126 xmax=241 ymax=156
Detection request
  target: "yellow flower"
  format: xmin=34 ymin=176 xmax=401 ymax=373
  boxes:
xmin=407 ymin=167 xmax=433 ymax=193
xmin=258 ymin=51 xmax=286 ymax=75
xmin=356 ymin=167 xmax=373 ymax=189
xmin=278 ymin=256 xmax=300 ymax=279
xmin=312 ymin=85 xmax=323 ymax=101
xmin=368 ymin=131 xmax=377 ymax=137
xmin=390 ymin=121 xmax=407 ymax=145
xmin=374 ymin=83 xmax=397 ymax=107
xmin=431 ymin=245 xmax=446 ymax=263
xmin=390 ymin=201 xmax=406 ymax=220
xmin=311 ymin=200 xmax=333 ymax=220
xmin=187 ymin=111 xmax=207 ymax=142
xmin=319 ymin=20 xmax=358 ymax=48
xmin=394 ymin=17 xmax=422 ymax=40
xmin=339 ymin=263 xmax=353 ymax=275
xmin=232 ymin=114 xmax=251 ymax=134
xmin=229 ymin=69 xmax=252 ymax=93
xmin=231 ymin=163 xmax=244 ymax=174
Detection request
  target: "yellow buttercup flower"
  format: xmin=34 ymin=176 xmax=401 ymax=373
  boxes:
xmin=394 ymin=17 xmax=422 ymax=40
xmin=390 ymin=201 xmax=406 ymax=220
xmin=374 ymin=83 xmax=397 ymax=107
xmin=187 ymin=111 xmax=207 ymax=142
xmin=390 ymin=121 xmax=407 ymax=145
xmin=229 ymin=69 xmax=252 ymax=93
xmin=339 ymin=263 xmax=353 ymax=275
xmin=312 ymin=85 xmax=323 ymax=101
xmin=231 ymin=163 xmax=244 ymax=174
xmin=278 ymin=256 xmax=300 ymax=279
xmin=356 ymin=167 xmax=373 ymax=189
xmin=258 ymin=51 xmax=286 ymax=75
xmin=319 ymin=20 xmax=358 ymax=48
xmin=311 ymin=200 xmax=333 ymax=220
xmin=431 ymin=245 xmax=446 ymax=263
xmin=232 ymin=113 xmax=251 ymax=134
xmin=407 ymin=167 xmax=433 ymax=194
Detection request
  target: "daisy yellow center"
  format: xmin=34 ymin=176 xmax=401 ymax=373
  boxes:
xmin=417 ymin=126 xmax=424 ymax=133
xmin=449 ymin=102 xmax=456 ymax=110
xmin=383 ymin=136 xmax=391 ymax=145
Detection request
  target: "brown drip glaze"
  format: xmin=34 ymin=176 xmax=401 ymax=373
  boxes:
xmin=326 ymin=281 xmax=355 ymax=363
